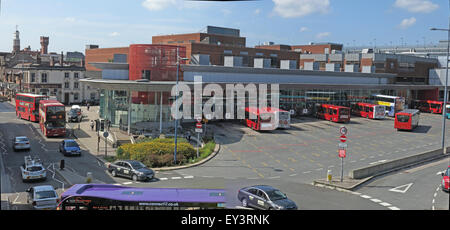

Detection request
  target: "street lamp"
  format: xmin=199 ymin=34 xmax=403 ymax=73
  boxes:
xmin=430 ymin=26 xmax=449 ymax=155
xmin=173 ymin=47 xmax=189 ymax=164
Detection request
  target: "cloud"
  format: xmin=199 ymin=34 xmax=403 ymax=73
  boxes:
xmin=142 ymin=0 xmax=177 ymax=11
xmin=399 ymin=17 xmax=416 ymax=29
xmin=254 ymin=8 xmax=261 ymax=15
xmin=300 ymin=27 xmax=308 ymax=32
xmin=316 ymin=32 xmax=331 ymax=39
xmin=272 ymin=0 xmax=330 ymax=18
xmin=394 ymin=0 xmax=439 ymax=13
xmin=108 ymin=32 xmax=120 ymax=37
xmin=222 ymin=9 xmax=232 ymax=16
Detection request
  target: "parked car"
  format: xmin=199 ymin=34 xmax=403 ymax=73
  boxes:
xmin=59 ymin=139 xmax=82 ymax=156
xmin=26 ymin=185 xmax=59 ymax=210
xmin=106 ymin=160 xmax=154 ymax=181
xmin=237 ymin=185 xmax=298 ymax=210
xmin=67 ymin=109 xmax=82 ymax=122
xmin=20 ymin=155 xmax=46 ymax=182
xmin=441 ymin=166 xmax=450 ymax=192
xmin=13 ymin=136 xmax=30 ymax=151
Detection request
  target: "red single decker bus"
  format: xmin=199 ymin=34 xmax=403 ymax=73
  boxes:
xmin=316 ymin=104 xmax=350 ymax=123
xmin=395 ymin=109 xmax=420 ymax=131
xmin=39 ymin=100 xmax=66 ymax=137
xmin=417 ymin=100 xmax=444 ymax=114
xmin=350 ymin=102 xmax=386 ymax=119
xmin=244 ymin=107 xmax=290 ymax=131
xmin=15 ymin=93 xmax=49 ymax=122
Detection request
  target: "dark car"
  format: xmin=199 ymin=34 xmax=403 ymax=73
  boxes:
xmin=67 ymin=106 xmax=82 ymax=123
xmin=59 ymin=140 xmax=82 ymax=156
xmin=237 ymin=185 xmax=297 ymax=210
xmin=106 ymin=160 xmax=154 ymax=182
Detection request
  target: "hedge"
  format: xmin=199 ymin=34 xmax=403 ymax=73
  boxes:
xmin=116 ymin=138 xmax=195 ymax=167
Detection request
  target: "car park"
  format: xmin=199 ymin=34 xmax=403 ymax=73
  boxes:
xmin=237 ymin=185 xmax=297 ymax=210
xmin=20 ymin=155 xmax=46 ymax=182
xmin=13 ymin=136 xmax=30 ymax=151
xmin=59 ymin=139 xmax=82 ymax=156
xmin=441 ymin=166 xmax=450 ymax=192
xmin=26 ymin=185 xmax=59 ymax=210
xmin=106 ymin=160 xmax=154 ymax=181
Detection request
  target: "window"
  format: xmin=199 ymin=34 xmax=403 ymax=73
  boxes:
xmin=223 ymin=50 xmax=232 ymax=55
xmin=65 ymin=82 xmax=70 ymax=89
xmin=41 ymin=73 xmax=47 ymax=83
xmin=74 ymin=82 xmax=79 ymax=89
xmin=65 ymin=72 xmax=70 ymax=78
xmin=74 ymin=72 xmax=79 ymax=78
xmin=31 ymin=73 xmax=35 ymax=82
xmin=142 ymin=70 xmax=151 ymax=80
xmin=74 ymin=93 xmax=79 ymax=101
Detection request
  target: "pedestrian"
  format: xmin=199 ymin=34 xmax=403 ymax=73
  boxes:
xmin=186 ymin=131 xmax=191 ymax=142
xmin=90 ymin=120 xmax=94 ymax=131
xmin=87 ymin=102 xmax=90 ymax=111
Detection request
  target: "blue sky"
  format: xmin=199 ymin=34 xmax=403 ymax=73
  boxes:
xmin=0 ymin=0 xmax=448 ymax=53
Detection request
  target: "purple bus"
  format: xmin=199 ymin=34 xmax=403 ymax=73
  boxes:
xmin=57 ymin=184 xmax=226 ymax=210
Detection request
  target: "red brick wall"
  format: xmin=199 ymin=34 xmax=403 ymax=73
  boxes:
xmin=291 ymin=44 xmax=342 ymax=54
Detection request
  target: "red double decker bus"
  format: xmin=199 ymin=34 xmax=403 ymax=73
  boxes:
xmin=417 ymin=100 xmax=444 ymax=114
xmin=395 ymin=109 xmax=420 ymax=131
xmin=15 ymin=93 xmax=49 ymax=122
xmin=350 ymin=102 xmax=386 ymax=119
xmin=39 ymin=100 xmax=66 ymax=137
xmin=244 ymin=107 xmax=290 ymax=131
xmin=316 ymin=104 xmax=350 ymax=123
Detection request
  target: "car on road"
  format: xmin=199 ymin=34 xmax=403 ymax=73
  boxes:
xmin=441 ymin=166 xmax=450 ymax=192
xmin=59 ymin=139 xmax=82 ymax=156
xmin=26 ymin=185 xmax=59 ymax=210
xmin=106 ymin=160 xmax=154 ymax=182
xmin=20 ymin=155 xmax=46 ymax=182
xmin=237 ymin=185 xmax=298 ymax=210
xmin=67 ymin=108 xmax=82 ymax=122
xmin=13 ymin=136 xmax=30 ymax=151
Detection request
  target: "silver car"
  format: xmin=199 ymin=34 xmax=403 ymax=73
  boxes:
xmin=13 ymin=136 xmax=30 ymax=151
xmin=26 ymin=185 xmax=59 ymax=210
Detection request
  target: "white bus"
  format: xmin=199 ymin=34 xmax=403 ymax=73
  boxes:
xmin=371 ymin=94 xmax=405 ymax=117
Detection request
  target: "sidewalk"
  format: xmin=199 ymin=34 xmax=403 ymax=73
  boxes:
xmin=68 ymin=105 xmax=117 ymax=159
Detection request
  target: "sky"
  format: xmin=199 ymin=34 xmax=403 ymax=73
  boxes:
xmin=0 ymin=0 xmax=449 ymax=54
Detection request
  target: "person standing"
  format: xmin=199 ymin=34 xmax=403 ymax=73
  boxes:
xmin=90 ymin=120 xmax=94 ymax=131
xmin=87 ymin=102 xmax=90 ymax=111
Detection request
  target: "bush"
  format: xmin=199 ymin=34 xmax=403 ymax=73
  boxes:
xmin=116 ymin=138 xmax=195 ymax=167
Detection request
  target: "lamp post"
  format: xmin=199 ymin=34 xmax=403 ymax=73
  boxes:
xmin=430 ymin=25 xmax=449 ymax=155
xmin=173 ymin=47 xmax=189 ymax=165
xmin=430 ymin=0 xmax=450 ymax=211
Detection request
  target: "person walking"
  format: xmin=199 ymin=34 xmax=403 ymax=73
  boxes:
xmin=90 ymin=120 xmax=94 ymax=131
xmin=87 ymin=102 xmax=90 ymax=111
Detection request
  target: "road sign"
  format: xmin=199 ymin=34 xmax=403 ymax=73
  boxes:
xmin=195 ymin=122 xmax=202 ymax=133
xmin=338 ymin=148 xmax=346 ymax=158
xmin=338 ymin=143 xmax=348 ymax=148
xmin=340 ymin=135 xmax=347 ymax=143
xmin=339 ymin=126 xmax=348 ymax=135
xmin=103 ymin=131 xmax=109 ymax=138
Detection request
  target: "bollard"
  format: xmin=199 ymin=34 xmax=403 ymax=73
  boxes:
xmin=60 ymin=159 xmax=65 ymax=170
xmin=327 ymin=169 xmax=332 ymax=183
xmin=86 ymin=172 xmax=92 ymax=183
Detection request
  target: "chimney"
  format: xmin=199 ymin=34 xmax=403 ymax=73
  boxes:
xmin=37 ymin=53 xmax=41 ymax=65
xmin=60 ymin=51 xmax=64 ymax=66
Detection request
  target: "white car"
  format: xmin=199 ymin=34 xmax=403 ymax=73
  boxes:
xmin=26 ymin=185 xmax=59 ymax=210
xmin=20 ymin=156 xmax=46 ymax=182
xmin=13 ymin=136 xmax=30 ymax=151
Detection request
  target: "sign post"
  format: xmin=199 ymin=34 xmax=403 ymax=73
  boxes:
xmin=103 ymin=131 xmax=109 ymax=158
xmin=338 ymin=126 xmax=348 ymax=182
xmin=195 ymin=121 xmax=202 ymax=158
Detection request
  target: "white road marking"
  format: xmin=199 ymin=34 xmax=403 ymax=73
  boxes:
xmin=183 ymin=176 xmax=194 ymax=179
xmin=159 ymin=178 xmax=168 ymax=181
xmin=122 ymin=182 xmax=133 ymax=185
xmin=389 ymin=183 xmax=413 ymax=194
xmin=388 ymin=206 xmax=400 ymax=210
xmin=370 ymin=199 xmax=382 ymax=203
xmin=379 ymin=202 xmax=391 ymax=207
xmin=360 ymin=195 xmax=372 ymax=199
xmin=171 ymin=177 xmax=182 ymax=180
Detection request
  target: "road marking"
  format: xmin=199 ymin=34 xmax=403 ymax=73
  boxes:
xmin=171 ymin=177 xmax=182 ymax=180
xmin=389 ymin=183 xmax=413 ymax=194
xmin=183 ymin=176 xmax=194 ymax=179
xmin=122 ymin=182 xmax=133 ymax=185
xmin=360 ymin=195 xmax=372 ymax=199
xmin=379 ymin=202 xmax=391 ymax=207
xmin=388 ymin=206 xmax=400 ymax=210
xmin=159 ymin=178 xmax=168 ymax=181
xmin=370 ymin=199 xmax=382 ymax=203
